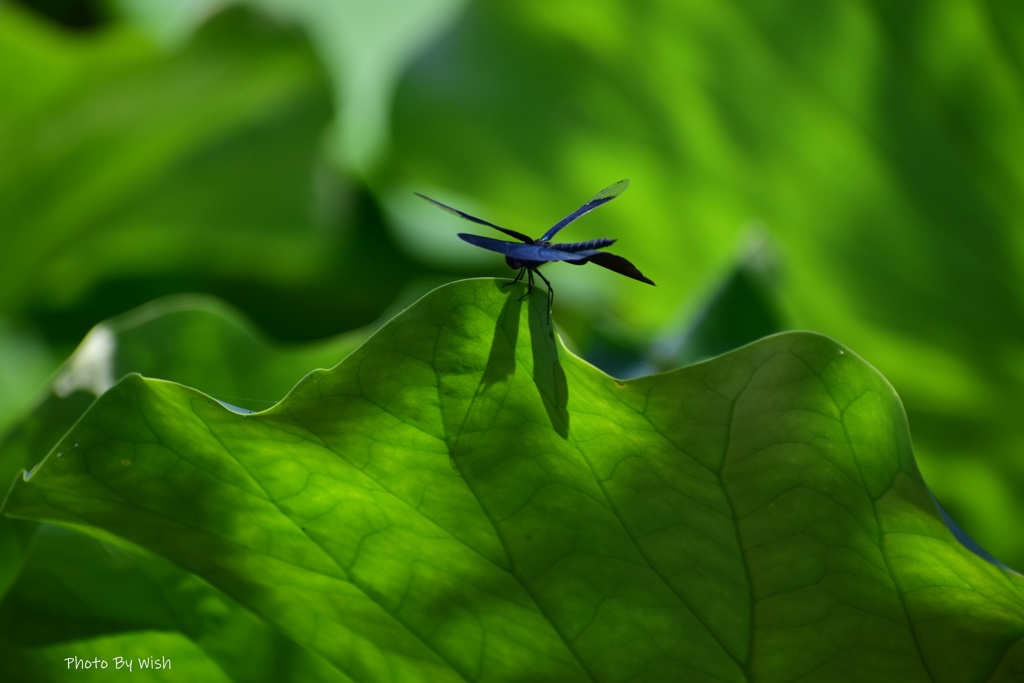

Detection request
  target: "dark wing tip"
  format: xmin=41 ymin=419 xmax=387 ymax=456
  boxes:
xmin=584 ymin=251 xmax=655 ymax=285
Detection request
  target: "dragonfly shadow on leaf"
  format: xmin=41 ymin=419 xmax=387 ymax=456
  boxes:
xmin=527 ymin=290 xmax=569 ymax=439
xmin=480 ymin=282 xmax=523 ymax=386
xmin=478 ymin=280 xmax=568 ymax=439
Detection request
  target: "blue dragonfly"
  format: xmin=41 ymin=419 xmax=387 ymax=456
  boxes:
xmin=417 ymin=180 xmax=655 ymax=311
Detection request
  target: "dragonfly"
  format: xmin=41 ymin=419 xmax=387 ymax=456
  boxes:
xmin=416 ymin=180 xmax=655 ymax=312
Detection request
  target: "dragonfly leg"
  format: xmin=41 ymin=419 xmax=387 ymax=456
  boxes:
xmin=518 ymin=268 xmax=535 ymax=301
xmin=533 ymin=268 xmax=555 ymax=318
xmin=503 ymin=267 xmax=527 ymax=290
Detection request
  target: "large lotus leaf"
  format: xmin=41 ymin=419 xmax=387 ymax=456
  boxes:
xmin=0 ymin=295 xmax=364 ymax=606
xmin=0 ymin=295 xmax=367 ymax=681
xmin=0 ymin=525 xmax=345 ymax=683
xmin=4 ymin=279 xmax=1023 ymax=682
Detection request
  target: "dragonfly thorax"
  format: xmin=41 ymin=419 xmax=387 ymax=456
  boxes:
xmin=505 ymin=240 xmax=553 ymax=270
xmin=505 ymin=255 xmax=539 ymax=269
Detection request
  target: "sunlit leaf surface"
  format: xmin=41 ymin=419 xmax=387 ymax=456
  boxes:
xmin=5 ymin=280 xmax=1022 ymax=682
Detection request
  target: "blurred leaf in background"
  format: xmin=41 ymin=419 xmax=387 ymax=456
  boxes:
xmin=1 ymin=0 xmax=1023 ymax=588
xmin=1 ymin=4 xmax=331 ymax=320
xmin=115 ymin=0 xmax=467 ymax=173
xmin=0 ymin=0 xmax=438 ymax=351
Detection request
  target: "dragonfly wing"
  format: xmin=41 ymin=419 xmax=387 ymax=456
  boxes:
xmin=417 ymin=193 xmax=534 ymax=243
xmin=459 ymin=233 xmax=541 ymax=258
xmin=539 ymin=179 xmax=629 ymax=241
xmin=581 ymin=251 xmax=655 ymax=285
xmin=459 ymin=234 xmax=600 ymax=263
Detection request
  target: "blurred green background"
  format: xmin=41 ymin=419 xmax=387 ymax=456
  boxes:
xmin=2 ymin=0 xmax=1023 ymax=571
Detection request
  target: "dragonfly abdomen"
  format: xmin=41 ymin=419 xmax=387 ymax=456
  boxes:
xmin=547 ymin=238 xmax=616 ymax=252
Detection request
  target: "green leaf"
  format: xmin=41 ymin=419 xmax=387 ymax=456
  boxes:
xmin=0 ymin=525 xmax=345 ymax=683
xmin=1 ymin=294 xmax=364 ymax=489
xmin=4 ymin=279 xmax=1023 ymax=681
xmin=0 ymin=294 xmax=364 ymax=617
xmin=115 ymin=0 xmax=468 ymax=172
xmin=0 ymin=319 xmax=55 ymax=437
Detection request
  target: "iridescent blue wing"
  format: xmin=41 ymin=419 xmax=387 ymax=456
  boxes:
xmin=458 ymin=233 xmax=602 ymax=263
xmin=539 ymin=179 xmax=629 ymax=242
xmin=416 ymin=193 xmax=534 ymax=243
